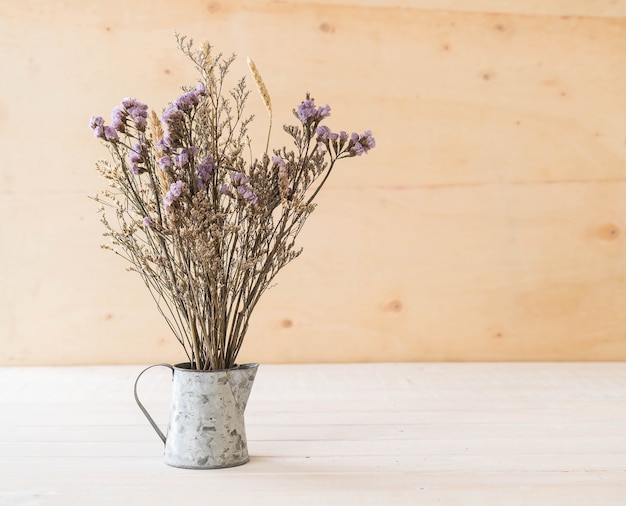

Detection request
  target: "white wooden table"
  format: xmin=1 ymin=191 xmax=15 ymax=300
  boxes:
xmin=1 ymin=363 xmax=625 ymax=505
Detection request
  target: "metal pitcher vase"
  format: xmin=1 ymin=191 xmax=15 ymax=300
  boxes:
xmin=134 ymin=362 xmax=259 ymax=469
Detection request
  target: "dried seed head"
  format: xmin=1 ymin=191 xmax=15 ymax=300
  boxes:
xmin=148 ymin=110 xmax=164 ymax=157
xmin=157 ymin=166 xmax=171 ymax=201
xmin=247 ymin=56 xmax=272 ymax=118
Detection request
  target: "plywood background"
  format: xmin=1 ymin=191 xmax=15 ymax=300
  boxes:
xmin=1 ymin=1 xmax=626 ymax=365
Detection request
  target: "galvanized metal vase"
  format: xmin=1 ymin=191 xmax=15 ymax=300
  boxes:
xmin=134 ymin=362 xmax=259 ymax=469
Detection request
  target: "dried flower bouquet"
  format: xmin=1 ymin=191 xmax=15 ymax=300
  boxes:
xmin=90 ymin=36 xmax=375 ymax=370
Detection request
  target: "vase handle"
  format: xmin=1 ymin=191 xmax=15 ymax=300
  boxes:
xmin=133 ymin=363 xmax=174 ymax=445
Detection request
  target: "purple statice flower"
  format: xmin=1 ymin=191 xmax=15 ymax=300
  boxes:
xmin=272 ymin=155 xmax=286 ymax=168
xmin=90 ymin=116 xmax=105 ymax=139
xmin=89 ymin=116 xmax=104 ymax=129
xmin=110 ymin=106 xmax=126 ymax=132
xmin=337 ymin=130 xmax=349 ymax=151
xmin=161 ymin=88 xmax=206 ymax=148
xmin=158 ymin=156 xmax=172 ymax=170
xmin=226 ymin=172 xmax=257 ymax=204
xmin=129 ymin=143 xmax=143 ymax=164
xmin=349 ymin=130 xmax=376 ymax=156
xmin=350 ymin=132 xmax=364 ymax=156
xmin=316 ymin=125 xmax=338 ymax=142
xmin=197 ymin=156 xmax=216 ymax=190
xmin=103 ymin=126 xmax=119 ymax=142
xmin=89 ymin=116 xmax=118 ymax=142
xmin=170 ymin=180 xmax=185 ymax=197
xmin=130 ymin=165 xmax=141 ymax=176
xmin=315 ymin=125 xmax=331 ymax=140
xmin=142 ymin=216 xmax=153 ymax=228
xmin=163 ymin=180 xmax=186 ymax=211
xmin=163 ymin=193 xmax=174 ymax=209
xmin=219 ymin=183 xmax=230 ymax=196
xmin=156 ymin=138 xmax=169 ymax=154
xmin=237 ymin=185 xmax=258 ymax=205
xmin=162 ymin=103 xmax=183 ymax=123
xmin=130 ymin=106 xmax=148 ymax=131
xmin=173 ymin=146 xmax=197 ymax=169
xmin=230 ymin=171 xmax=249 ymax=186
xmin=129 ymin=142 xmax=145 ymax=175
xmin=116 ymin=97 xmax=149 ymax=132
xmin=120 ymin=97 xmax=146 ymax=113
xmin=317 ymin=104 xmax=331 ymax=119
xmin=296 ymin=97 xmax=331 ymax=125
xmin=121 ymin=97 xmax=139 ymax=109
xmin=175 ymin=90 xmax=201 ymax=113
xmin=361 ymin=130 xmax=376 ymax=151
xmin=315 ymin=125 xmax=340 ymax=154
xmin=161 ymin=104 xmax=185 ymax=149
xmin=197 ymin=156 xmax=215 ymax=180
xmin=162 ymin=85 xmax=207 ymax=149
xmin=296 ymin=99 xmax=317 ymax=123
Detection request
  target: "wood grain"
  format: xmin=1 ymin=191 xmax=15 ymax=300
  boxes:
xmin=1 ymin=1 xmax=626 ymax=364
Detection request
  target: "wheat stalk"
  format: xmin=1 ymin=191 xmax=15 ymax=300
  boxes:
xmin=247 ymin=56 xmax=272 ymax=153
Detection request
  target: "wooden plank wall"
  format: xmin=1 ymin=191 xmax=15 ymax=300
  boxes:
xmin=1 ymin=1 xmax=626 ymax=365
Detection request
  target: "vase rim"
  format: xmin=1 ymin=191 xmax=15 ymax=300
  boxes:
xmin=173 ymin=362 xmax=259 ymax=373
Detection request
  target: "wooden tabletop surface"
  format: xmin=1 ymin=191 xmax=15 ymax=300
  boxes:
xmin=1 ymin=362 xmax=625 ymax=505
